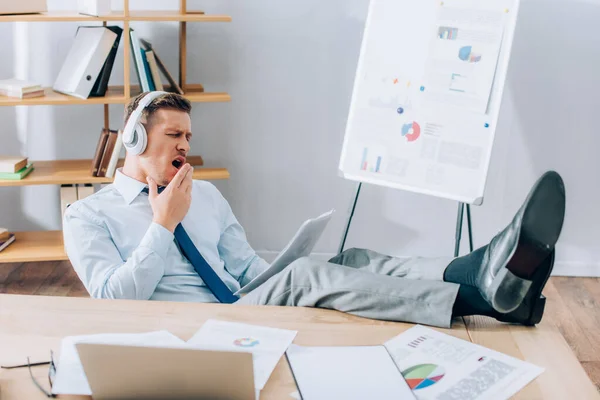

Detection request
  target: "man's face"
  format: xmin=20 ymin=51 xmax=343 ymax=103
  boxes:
xmin=140 ymin=108 xmax=192 ymax=187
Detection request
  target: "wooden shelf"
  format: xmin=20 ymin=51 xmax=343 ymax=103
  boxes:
xmin=0 ymin=87 xmax=127 ymax=106
xmin=0 ymin=11 xmax=125 ymax=22
xmin=128 ymin=11 xmax=231 ymax=22
xmin=0 ymin=87 xmax=230 ymax=106
xmin=0 ymin=159 xmax=230 ymax=187
xmin=181 ymin=90 xmax=231 ymax=103
xmin=0 ymin=231 xmax=67 ymax=263
xmin=0 ymin=10 xmax=231 ymax=23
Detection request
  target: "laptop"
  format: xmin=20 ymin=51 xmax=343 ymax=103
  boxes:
xmin=76 ymin=343 xmax=255 ymax=400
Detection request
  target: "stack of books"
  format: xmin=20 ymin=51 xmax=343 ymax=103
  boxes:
xmin=0 ymin=228 xmax=15 ymax=253
xmin=0 ymin=79 xmax=44 ymax=99
xmin=132 ymin=36 xmax=184 ymax=94
xmin=90 ymin=128 xmax=123 ymax=178
xmin=0 ymin=156 xmax=34 ymax=180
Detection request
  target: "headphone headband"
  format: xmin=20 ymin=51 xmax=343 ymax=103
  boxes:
xmin=122 ymin=91 xmax=169 ymax=155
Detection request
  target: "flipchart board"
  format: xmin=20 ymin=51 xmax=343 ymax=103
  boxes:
xmin=338 ymin=0 xmax=521 ymax=205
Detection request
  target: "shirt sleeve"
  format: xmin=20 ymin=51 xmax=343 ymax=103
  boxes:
xmin=63 ymin=201 xmax=174 ymax=300
xmin=212 ymin=186 xmax=270 ymax=286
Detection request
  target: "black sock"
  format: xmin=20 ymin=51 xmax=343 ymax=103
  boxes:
xmin=452 ymin=284 xmax=502 ymax=318
xmin=443 ymin=245 xmax=487 ymax=287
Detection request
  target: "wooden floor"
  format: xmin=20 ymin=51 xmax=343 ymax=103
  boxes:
xmin=1 ymin=261 xmax=599 ymax=392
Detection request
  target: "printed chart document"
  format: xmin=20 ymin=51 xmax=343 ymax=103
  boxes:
xmin=286 ymin=344 xmax=416 ymax=400
xmin=423 ymin=0 xmax=506 ymax=113
xmin=384 ymin=325 xmax=543 ymax=400
xmin=187 ymin=319 xmax=297 ymax=390
xmin=236 ymin=209 xmax=335 ymax=295
xmin=51 ymin=331 xmax=186 ymax=395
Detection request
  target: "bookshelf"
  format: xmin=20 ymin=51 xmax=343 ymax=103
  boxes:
xmin=0 ymin=0 xmax=231 ymax=263
xmin=0 ymin=231 xmax=67 ymax=263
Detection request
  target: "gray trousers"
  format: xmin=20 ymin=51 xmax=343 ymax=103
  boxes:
xmin=238 ymin=248 xmax=460 ymax=328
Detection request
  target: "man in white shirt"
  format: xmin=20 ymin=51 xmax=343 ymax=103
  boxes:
xmin=64 ymin=91 xmax=566 ymax=328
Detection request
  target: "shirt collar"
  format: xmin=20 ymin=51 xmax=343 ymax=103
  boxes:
xmin=113 ymin=168 xmax=148 ymax=205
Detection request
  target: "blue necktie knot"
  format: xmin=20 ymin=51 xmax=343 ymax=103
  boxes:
xmin=142 ymin=186 xmax=166 ymax=195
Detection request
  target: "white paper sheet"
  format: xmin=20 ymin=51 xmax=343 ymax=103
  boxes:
xmin=187 ymin=319 xmax=297 ymax=390
xmin=236 ymin=209 xmax=334 ymax=295
xmin=286 ymin=344 xmax=416 ymax=400
xmin=51 ymin=330 xmax=186 ymax=395
xmin=384 ymin=325 xmax=543 ymax=400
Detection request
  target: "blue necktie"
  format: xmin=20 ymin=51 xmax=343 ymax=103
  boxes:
xmin=143 ymin=187 xmax=238 ymax=304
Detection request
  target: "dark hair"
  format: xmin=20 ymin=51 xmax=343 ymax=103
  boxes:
xmin=124 ymin=92 xmax=191 ymax=127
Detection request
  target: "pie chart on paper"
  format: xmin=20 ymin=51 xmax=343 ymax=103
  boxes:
xmin=402 ymin=363 xmax=446 ymax=390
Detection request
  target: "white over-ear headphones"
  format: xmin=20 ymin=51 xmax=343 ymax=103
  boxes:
xmin=122 ymin=91 xmax=168 ymax=155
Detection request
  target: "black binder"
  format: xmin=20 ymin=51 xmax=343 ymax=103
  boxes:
xmin=89 ymin=26 xmax=123 ymax=97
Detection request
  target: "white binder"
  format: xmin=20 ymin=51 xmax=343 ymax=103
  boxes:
xmin=53 ymin=27 xmax=117 ymax=99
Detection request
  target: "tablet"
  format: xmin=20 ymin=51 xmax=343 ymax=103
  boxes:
xmin=236 ymin=209 xmax=335 ymax=295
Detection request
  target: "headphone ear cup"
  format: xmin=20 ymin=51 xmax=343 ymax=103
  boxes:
xmin=136 ymin=123 xmax=148 ymax=155
xmin=124 ymin=122 xmax=146 ymax=156
xmin=123 ymin=127 xmax=136 ymax=151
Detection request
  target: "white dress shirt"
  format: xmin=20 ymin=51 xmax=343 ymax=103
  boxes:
xmin=63 ymin=169 xmax=270 ymax=302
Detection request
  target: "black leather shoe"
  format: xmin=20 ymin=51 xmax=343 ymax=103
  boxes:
xmin=476 ymin=171 xmax=565 ymax=314
xmin=496 ymin=251 xmax=555 ymax=325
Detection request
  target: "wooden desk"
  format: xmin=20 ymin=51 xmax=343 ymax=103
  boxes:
xmin=0 ymin=294 xmax=597 ymax=399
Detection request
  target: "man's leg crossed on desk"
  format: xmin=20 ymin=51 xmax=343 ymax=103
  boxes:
xmin=239 ymin=171 xmax=566 ymax=329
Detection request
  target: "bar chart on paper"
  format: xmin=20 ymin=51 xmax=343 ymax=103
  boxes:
xmin=438 ymin=26 xmax=458 ymax=40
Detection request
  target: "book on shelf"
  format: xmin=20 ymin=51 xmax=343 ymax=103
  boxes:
xmin=91 ymin=128 xmax=123 ymax=178
xmin=91 ymin=128 xmax=110 ymax=176
xmin=0 ymin=156 xmax=28 ymax=173
xmin=104 ymin=130 xmax=123 ymax=178
xmin=98 ymin=129 xmax=118 ymax=177
xmin=139 ymin=37 xmax=185 ymax=94
xmin=0 ymin=78 xmax=44 ymax=99
xmin=130 ymin=29 xmax=151 ymax=92
xmin=0 ymin=163 xmax=34 ymax=180
xmin=145 ymin=50 xmax=164 ymax=91
xmin=0 ymin=227 xmax=10 ymax=241
xmin=0 ymin=232 xmax=15 ymax=253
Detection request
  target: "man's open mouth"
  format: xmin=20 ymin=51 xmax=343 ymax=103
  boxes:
xmin=172 ymin=156 xmax=186 ymax=169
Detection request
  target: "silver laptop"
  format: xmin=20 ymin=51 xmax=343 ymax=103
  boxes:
xmin=76 ymin=343 xmax=255 ymax=400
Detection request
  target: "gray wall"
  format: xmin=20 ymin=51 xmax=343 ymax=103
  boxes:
xmin=1 ymin=0 xmax=598 ymax=275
